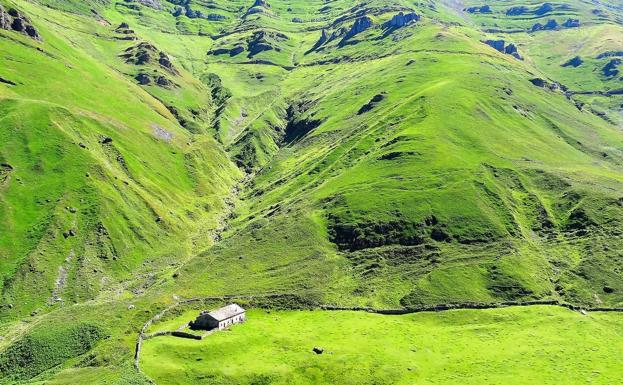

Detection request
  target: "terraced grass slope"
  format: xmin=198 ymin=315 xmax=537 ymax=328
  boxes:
xmin=1 ymin=0 xmax=623 ymax=383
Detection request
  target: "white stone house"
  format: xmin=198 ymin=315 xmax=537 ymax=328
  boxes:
xmin=191 ymin=303 xmax=246 ymax=330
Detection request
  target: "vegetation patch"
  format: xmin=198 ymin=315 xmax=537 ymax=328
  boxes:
xmin=0 ymin=323 xmax=105 ymax=382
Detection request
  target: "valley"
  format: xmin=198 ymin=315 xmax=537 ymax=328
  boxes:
xmin=1 ymin=0 xmax=623 ymax=383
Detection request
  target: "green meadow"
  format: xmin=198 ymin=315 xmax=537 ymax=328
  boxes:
xmin=141 ymin=307 xmax=623 ymax=385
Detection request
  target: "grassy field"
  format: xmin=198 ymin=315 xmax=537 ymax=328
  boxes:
xmin=141 ymin=306 xmax=623 ymax=385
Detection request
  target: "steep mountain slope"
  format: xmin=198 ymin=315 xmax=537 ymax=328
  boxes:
xmin=1 ymin=0 xmax=623 ymax=383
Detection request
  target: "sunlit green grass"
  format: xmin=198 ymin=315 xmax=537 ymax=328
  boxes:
xmin=141 ymin=306 xmax=623 ymax=385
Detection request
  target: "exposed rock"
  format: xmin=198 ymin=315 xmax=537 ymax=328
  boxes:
xmin=231 ymin=45 xmax=245 ymax=56
xmin=384 ymin=12 xmax=420 ymax=29
xmin=253 ymin=0 xmax=270 ymax=8
xmin=156 ymin=76 xmax=173 ymax=87
xmin=603 ymin=59 xmax=621 ymax=77
xmin=292 ymin=17 xmax=303 ymax=23
xmin=246 ymin=7 xmax=266 ymax=15
xmin=0 ymin=163 xmax=13 ymax=184
xmin=562 ymin=56 xmax=583 ymax=67
xmin=358 ymin=93 xmax=386 ymax=114
xmin=529 ymin=78 xmax=567 ymax=92
xmin=0 ymin=5 xmax=40 ymax=40
xmin=597 ymin=51 xmax=623 ymax=59
xmin=466 ymin=5 xmax=491 ymax=13
xmin=135 ymin=73 xmax=151 ymax=85
xmin=114 ymin=22 xmax=137 ymax=40
xmin=544 ymin=19 xmax=558 ymax=30
xmin=283 ymin=101 xmax=323 ymax=144
xmin=246 ymin=30 xmax=288 ymax=57
xmin=535 ymin=3 xmax=553 ymax=15
xmin=563 ymin=19 xmax=580 ymax=28
xmin=101 ymin=137 xmax=113 ymax=144
xmin=344 ymin=16 xmax=372 ymax=41
xmin=207 ymin=14 xmax=227 ymax=21
xmin=484 ymin=39 xmax=505 ymax=52
xmin=531 ymin=19 xmax=558 ymax=32
xmin=506 ymin=6 xmax=528 ymax=16
xmin=121 ymin=42 xmax=179 ymax=75
xmin=158 ymin=52 xmax=178 ymax=75
xmin=504 ymin=43 xmax=517 ymax=55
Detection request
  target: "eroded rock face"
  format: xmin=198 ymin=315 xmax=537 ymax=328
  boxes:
xmin=484 ymin=39 xmax=505 ymax=52
xmin=345 ymin=16 xmax=372 ymax=40
xmin=0 ymin=5 xmax=40 ymax=40
xmin=384 ymin=12 xmax=420 ymax=29
xmin=483 ymin=40 xmax=522 ymax=60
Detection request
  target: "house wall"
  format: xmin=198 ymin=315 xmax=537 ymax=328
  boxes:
xmin=218 ymin=312 xmax=246 ymax=330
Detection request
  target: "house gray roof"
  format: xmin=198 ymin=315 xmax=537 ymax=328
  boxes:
xmin=203 ymin=304 xmax=245 ymax=321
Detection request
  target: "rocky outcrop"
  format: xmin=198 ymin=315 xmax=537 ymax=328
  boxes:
xmin=309 ymin=29 xmax=328 ymax=52
xmin=0 ymin=5 xmax=40 ymax=40
xmin=483 ymin=40 xmax=522 ymax=60
xmin=534 ymin=3 xmax=553 ymax=15
xmin=120 ymin=42 xmax=179 ymax=75
xmin=0 ymin=163 xmax=13 ymax=184
xmin=531 ymin=19 xmax=558 ymax=32
xmin=562 ymin=56 xmax=583 ymax=68
xmin=597 ymin=51 xmax=623 ymax=59
xmin=506 ymin=6 xmax=528 ymax=16
xmin=344 ymin=16 xmax=372 ymax=40
xmin=384 ymin=12 xmax=420 ymax=29
xmin=466 ymin=5 xmax=491 ymax=13
xmin=209 ymin=30 xmax=288 ymax=58
xmin=248 ymin=30 xmax=288 ymax=57
xmin=603 ymin=59 xmax=621 ymax=77
xmin=114 ymin=22 xmax=138 ymax=40
xmin=529 ymin=78 xmax=567 ymax=92
xmin=484 ymin=39 xmax=505 ymax=52
xmin=563 ymin=19 xmax=580 ymax=28
xmin=245 ymin=0 xmax=271 ymax=16
xmin=253 ymin=0 xmax=270 ymax=7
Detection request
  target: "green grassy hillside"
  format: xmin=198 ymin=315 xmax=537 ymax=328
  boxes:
xmin=1 ymin=0 xmax=623 ymax=383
